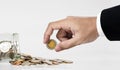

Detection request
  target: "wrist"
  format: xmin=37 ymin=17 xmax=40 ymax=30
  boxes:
xmin=90 ymin=17 xmax=99 ymax=38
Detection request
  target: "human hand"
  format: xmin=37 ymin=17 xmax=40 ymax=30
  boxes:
xmin=44 ymin=16 xmax=99 ymax=52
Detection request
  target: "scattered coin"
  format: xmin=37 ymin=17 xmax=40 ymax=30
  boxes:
xmin=9 ymin=51 xmax=15 ymax=59
xmin=9 ymin=53 xmax=73 ymax=66
xmin=21 ymin=61 xmax=31 ymax=66
xmin=47 ymin=39 xmax=56 ymax=50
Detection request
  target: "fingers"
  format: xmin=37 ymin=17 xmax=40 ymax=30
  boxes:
xmin=55 ymin=37 xmax=81 ymax=52
xmin=44 ymin=19 xmax=66 ymax=44
xmin=56 ymin=29 xmax=68 ymax=41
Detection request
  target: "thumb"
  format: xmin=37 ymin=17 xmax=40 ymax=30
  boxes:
xmin=55 ymin=37 xmax=80 ymax=52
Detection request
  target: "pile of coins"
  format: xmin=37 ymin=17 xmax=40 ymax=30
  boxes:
xmin=9 ymin=39 xmax=73 ymax=66
xmin=9 ymin=53 xmax=73 ymax=66
xmin=0 ymin=38 xmax=73 ymax=66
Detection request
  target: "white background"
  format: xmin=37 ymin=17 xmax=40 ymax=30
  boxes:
xmin=0 ymin=0 xmax=120 ymax=70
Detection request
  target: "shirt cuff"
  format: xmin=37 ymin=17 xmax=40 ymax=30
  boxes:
xmin=96 ymin=13 xmax=105 ymax=36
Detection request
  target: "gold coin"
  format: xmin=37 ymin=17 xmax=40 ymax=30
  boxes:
xmin=47 ymin=39 xmax=56 ymax=50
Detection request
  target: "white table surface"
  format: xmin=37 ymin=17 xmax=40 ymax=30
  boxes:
xmin=0 ymin=0 xmax=120 ymax=70
xmin=1 ymin=47 xmax=120 ymax=70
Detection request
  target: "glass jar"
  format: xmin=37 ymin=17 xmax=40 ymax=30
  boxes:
xmin=0 ymin=33 xmax=20 ymax=62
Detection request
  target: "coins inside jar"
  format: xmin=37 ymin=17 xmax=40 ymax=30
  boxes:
xmin=0 ymin=33 xmax=19 ymax=61
xmin=47 ymin=39 xmax=56 ymax=50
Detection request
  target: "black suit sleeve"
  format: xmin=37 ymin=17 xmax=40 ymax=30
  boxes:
xmin=101 ymin=5 xmax=120 ymax=41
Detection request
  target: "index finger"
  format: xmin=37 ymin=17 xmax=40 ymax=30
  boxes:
xmin=43 ymin=19 xmax=66 ymax=44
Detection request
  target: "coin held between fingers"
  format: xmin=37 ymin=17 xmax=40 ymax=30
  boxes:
xmin=47 ymin=39 xmax=56 ymax=50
